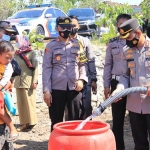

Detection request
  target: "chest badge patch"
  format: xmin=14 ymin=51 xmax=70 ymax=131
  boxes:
xmin=56 ymin=55 xmax=61 ymax=61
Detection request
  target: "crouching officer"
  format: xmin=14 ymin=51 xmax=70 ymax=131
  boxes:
xmin=42 ymin=16 xmax=88 ymax=131
xmin=112 ymin=18 xmax=150 ymax=150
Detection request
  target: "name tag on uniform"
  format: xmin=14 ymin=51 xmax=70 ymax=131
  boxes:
xmin=72 ymin=43 xmax=79 ymax=46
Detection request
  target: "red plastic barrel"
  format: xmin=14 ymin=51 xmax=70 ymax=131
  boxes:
xmin=48 ymin=121 xmax=116 ymax=150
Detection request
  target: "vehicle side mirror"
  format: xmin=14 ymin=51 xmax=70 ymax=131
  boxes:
xmin=45 ymin=13 xmax=52 ymax=18
xmin=96 ymin=14 xmax=101 ymax=18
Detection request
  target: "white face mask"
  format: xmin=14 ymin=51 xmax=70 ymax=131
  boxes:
xmin=15 ymin=43 xmax=21 ymax=48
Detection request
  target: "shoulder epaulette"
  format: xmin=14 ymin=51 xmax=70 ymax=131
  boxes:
xmin=109 ymin=36 xmax=119 ymax=43
xmin=51 ymin=39 xmax=57 ymax=42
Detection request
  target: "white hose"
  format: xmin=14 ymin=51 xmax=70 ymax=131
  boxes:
xmin=92 ymin=86 xmax=148 ymax=117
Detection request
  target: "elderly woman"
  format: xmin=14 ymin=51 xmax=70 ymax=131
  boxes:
xmin=14 ymin=35 xmax=38 ymax=131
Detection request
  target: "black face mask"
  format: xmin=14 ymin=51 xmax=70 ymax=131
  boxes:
xmin=126 ymin=36 xmax=139 ymax=48
xmin=59 ymin=30 xmax=71 ymax=39
xmin=71 ymin=28 xmax=78 ymax=35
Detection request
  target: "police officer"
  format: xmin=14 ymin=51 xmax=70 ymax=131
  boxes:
xmin=112 ymin=18 xmax=150 ymax=150
xmin=69 ymin=15 xmax=97 ymax=119
xmin=42 ymin=16 xmax=88 ymax=131
xmin=103 ymin=14 xmax=131 ymax=150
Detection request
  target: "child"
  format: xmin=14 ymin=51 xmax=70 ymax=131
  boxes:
xmin=0 ymin=40 xmax=18 ymax=142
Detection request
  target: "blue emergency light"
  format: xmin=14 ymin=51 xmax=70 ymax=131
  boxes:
xmin=27 ymin=3 xmax=53 ymax=9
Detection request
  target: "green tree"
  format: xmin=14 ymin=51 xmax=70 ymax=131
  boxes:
xmin=29 ymin=0 xmax=44 ymax=5
xmin=76 ymin=0 xmax=101 ymax=11
xmin=0 ymin=0 xmax=17 ymax=20
xmin=141 ymin=0 xmax=150 ymax=19
xmin=95 ymin=2 xmax=143 ymax=44
xmin=51 ymin=0 xmax=74 ymax=13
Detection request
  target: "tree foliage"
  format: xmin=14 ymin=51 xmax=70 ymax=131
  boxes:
xmin=95 ymin=2 xmax=143 ymax=44
xmin=0 ymin=0 xmax=16 ymax=20
xmin=141 ymin=0 xmax=150 ymax=21
xmin=51 ymin=0 xmax=74 ymax=13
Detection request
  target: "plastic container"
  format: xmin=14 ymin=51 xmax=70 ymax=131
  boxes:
xmin=48 ymin=121 xmax=116 ymax=150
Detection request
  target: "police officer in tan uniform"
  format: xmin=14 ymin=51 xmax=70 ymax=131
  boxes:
xmin=69 ymin=15 xmax=97 ymax=119
xmin=112 ymin=18 xmax=150 ymax=150
xmin=42 ymin=16 xmax=88 ymax=131
xmin=103 ymin=14 xmax=131 ymax=150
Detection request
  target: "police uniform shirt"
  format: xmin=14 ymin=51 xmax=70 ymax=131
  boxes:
xmin=118 ymin=36 xmax=150 ymax=114
xmin=77 ymin=35 xmax=97 ymax=85
xmin=42 ymin=38 xmax=88 ymax=93
xmin=103 ymin=37 xmax=126 ymax=88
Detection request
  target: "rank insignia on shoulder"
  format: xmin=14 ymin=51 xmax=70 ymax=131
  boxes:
xmin=109 ymin=37 xmax=119 ymax=43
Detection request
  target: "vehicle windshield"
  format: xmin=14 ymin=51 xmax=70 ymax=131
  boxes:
xmin=11 ymin=9 xmax=44 ymax=19
xmin=67 ymin=9 xmax=94 ymax=17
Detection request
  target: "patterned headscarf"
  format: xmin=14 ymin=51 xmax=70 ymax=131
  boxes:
xmin=16 ymin=35 xmax=30 ymax=49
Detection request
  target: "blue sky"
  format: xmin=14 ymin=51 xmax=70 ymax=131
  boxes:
xmin=110 ymin=0 xmax=142 ymax=5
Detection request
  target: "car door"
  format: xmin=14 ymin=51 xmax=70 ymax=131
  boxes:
xmin=45 ymin=8 xmax=58 ymax=37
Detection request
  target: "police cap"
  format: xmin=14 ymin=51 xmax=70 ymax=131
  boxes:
xmin=56 ymin=16 xmax=73 ymax=27
xmin=0 ymin=21 xmax=16 ymax=33
xmin=118 ymin=18 xmax=139 ymax=39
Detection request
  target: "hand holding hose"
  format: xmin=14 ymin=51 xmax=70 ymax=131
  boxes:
xmin=145 ymin=85 xmax=150 ymax=96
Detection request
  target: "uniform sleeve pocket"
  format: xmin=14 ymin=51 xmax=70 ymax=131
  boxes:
xmin=128 ymin=61 xmax=136 ymax=78
xmin=145 ymin=61 xmax=150 ymax=78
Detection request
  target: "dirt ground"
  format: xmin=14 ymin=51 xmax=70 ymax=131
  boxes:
xmin=12 ymin=103 xmax=134 ymax=150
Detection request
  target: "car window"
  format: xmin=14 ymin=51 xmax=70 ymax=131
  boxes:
xmin=67 ymin=9 xmax=94 ymax=17
xmin=54 ymin=9 xmax=66 ymax=17
xmin=44 ymin=8 xmax=56 ymax=17
xmin=11 ymin=10 xmax=44 ymax=19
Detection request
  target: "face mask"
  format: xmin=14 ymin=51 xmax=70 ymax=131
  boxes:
xmin=126 ymin=36 xmax=139 ymax=48
xmin=59 ymin=30 xmax=71 ymax=39
xmin=71 ymin=28 xmax=78 ymax=35
xmin=0 ymin=33 xmax=10 ymax=41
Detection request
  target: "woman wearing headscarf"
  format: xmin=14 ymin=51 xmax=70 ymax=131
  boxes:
xmin=14 ymin=35 xmax=38 ymax=131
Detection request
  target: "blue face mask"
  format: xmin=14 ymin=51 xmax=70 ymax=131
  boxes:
xmin=0 ymin=33 xmax=10 ymax=41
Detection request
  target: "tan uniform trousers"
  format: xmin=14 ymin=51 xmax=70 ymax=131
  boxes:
xmin=16 ymin=88 xmax=37 ymax=125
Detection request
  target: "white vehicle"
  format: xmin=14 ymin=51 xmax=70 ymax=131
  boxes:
xmin=7 ymin=4 xmax=67 ymax=38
